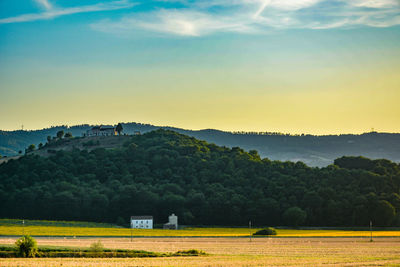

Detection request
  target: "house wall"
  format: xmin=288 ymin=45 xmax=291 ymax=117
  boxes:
xmin=86 ymin=129 xmax=116 ymax=137
xmin=131 ymin=219 xmax=153 ymax=229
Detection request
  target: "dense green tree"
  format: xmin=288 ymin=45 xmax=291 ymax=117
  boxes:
xmin=56 ymin=130 xmax=64 ymax=139
xmin=116 ymin=123 xmax=123 ymax=135
xmin=64 ymin=132 xmax=72 ymax=138
xmin=0 ymin=130 xmax=400 ymax=227
xmin=283 ymin=207 xmax=307 ymax=227
xmin=27 ymin=144 xmax=35 ymax=152
xmin=373 ymin=200 xmax=396 ymax=226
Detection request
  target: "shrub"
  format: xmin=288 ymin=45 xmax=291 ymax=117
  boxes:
xmin=253 ymin=227 xmax=277 ymax=236
xmin=89 ymin=241 xmax=104 ymax=252
xmin=173 ymin=249 xmax=206 ymax=256
xmin=15 ymin=235 xmax=38 ymax=257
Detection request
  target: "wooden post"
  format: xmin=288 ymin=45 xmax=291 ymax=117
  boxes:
xmin=22 ymin=219 xmax=25 ymax=236
xmin=130 ymin=221 xmax=133 ymax=242
xmin=370 ymin=221 xmax=373 ymax=242
xmin=249 ymin=221 xmax=252 ymax=242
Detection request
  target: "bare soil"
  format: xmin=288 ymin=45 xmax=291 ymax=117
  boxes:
xmin=1 ymin=237 xmax=399 ymax=266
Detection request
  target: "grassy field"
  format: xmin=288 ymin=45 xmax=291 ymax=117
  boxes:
xmin=0 ymin=243 xmax=205 ymax=258
xmin=0 ymin=219 xmax=117 ymax=228
xmin=1 ymin=219 xmax=400 ymax=237
xmin=0 ymin=237 xmax=399 ymax=266
xmin=2 ymin=225 xmax=400 ymax=237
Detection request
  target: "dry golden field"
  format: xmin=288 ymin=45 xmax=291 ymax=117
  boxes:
xmin=1 ymin=237 xmax=400 ymax=266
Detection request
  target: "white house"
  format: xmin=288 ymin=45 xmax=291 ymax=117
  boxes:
xmin=131 ymin=216 xmax=153 ymax=229
xmin=86 ymin=126 xmax=116 ymax=137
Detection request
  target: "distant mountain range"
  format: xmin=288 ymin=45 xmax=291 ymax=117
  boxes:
xmin=1 ymin=122 xmax=400 ymax=167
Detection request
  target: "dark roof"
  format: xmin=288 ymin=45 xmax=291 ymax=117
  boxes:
xmin=90 ymin=126 xmax=115 ymax=131
xmin=131 ymin=216 xmax=153 ymax=220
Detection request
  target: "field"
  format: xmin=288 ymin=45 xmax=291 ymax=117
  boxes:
xmin=0 ymin=237 xmax=400 ymax=266
xmin=2 ymin=224 xmax=400 ymax=237
xmin=1 ymin=220 xmax=400 ymax=265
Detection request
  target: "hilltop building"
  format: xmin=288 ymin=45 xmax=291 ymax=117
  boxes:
xmin=86 ymin=126 xmax=116 ymax=137
xmin=131 ymin=216 xmax=153 ymax=229
xmin=163 ymin=213 xmax=178 ymax=230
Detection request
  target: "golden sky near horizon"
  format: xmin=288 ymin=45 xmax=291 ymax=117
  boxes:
xmin=1 ymin=0 xmax=399 ymax=134
xmin=1 ymin=61 xmax=399 ymax=134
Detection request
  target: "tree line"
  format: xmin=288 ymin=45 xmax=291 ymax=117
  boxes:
xmin=0 ymin=129 xmax=399 ymax=227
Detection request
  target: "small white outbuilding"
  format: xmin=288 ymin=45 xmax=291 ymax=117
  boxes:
xmin=163 ymin=213 xmax=178 ymax=230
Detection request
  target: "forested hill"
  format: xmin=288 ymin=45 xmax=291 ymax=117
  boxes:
xmin=1 ymin=122 xmax=400 ymax=167
xmin=0 ymin=129 xmax=399 ymax=227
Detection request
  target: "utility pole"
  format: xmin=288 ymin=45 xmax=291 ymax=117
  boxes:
xmin=249 ymin=221 xmax=252 ymax=242
xmin=370 ymin=221 xmax=373 ymax=242
xmin=130 ymin=219 xmax=133 ymax=242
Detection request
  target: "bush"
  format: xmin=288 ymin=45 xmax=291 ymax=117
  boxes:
xmin=253 ymin=227 xmax=277 ymax=236
xmin=89 ymin=241 xmax=104 ymax=252
xmin=15 ymin=235 xmax=38 ymax=257
xmin=173 ymin=249 xmax=206 ymax=256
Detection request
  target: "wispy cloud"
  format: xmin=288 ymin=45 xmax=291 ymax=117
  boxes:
xmin=34 ymin=0 xmax=52 ymax=10
xmin=92 ymin=9 xmax=256 ymax=36
xmin=0 ymin=0 xmax=135 ymax=24
xmin=2 ymin=0 xmax=399 ymax=34
xmin=91 ymin=0 xmax=400 ymax=37
xmin=347 ymin=0 xmax=399 ymax=8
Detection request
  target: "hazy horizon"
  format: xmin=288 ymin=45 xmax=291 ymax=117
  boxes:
xmin=1 ymin=0 xmax=399 ymax=134
xmin=1 ymin=120 xmax=399 ymax=136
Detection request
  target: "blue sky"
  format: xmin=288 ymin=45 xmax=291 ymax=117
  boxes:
xmin=0 ymin=0 xmax=399 ymax=133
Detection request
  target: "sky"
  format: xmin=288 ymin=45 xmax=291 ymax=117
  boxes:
xmin=0 ymin=0 xmax=399 ymax=134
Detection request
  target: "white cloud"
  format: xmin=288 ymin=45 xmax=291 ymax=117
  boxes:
xmin=0 ymin=0 xmax=135 ymax=24
xmin=92 ymin=9 xmax=256 ymax=36
xmin=253 ymin=0 xmax=271 ymax=18
xmin=5 ymin=0 xmax=397 ymax=34
xmin=347 ymin=0 xmax=400 ymax=8
xmin=34 ymin=0 xmax=52 ymax=10
xmin=91 ymin=0 xmax=400 ymax=37
xmin=266 ymin=0 xmax=322 ymax=10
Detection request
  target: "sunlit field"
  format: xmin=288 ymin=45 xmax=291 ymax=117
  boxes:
xmin=1 ymin=237 xmax=400 ymax=266
xmin=1 ymin=225 xmax=400 ymax=237
xmin=2 ymin=220 xmax=400 ymax=265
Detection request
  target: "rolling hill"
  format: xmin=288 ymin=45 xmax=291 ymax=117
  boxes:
xmin=0 ymin=129 xmax=399 ymax=227
xmin=1 ymin=123 xmax=400 ymax=166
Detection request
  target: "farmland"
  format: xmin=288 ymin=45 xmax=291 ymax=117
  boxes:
xmin=1 ymin=219 xmax=400 ymax=265
xmin=2 ymin=219 xmax=400 ymax=237
xmin=2 ymin=224 xmax=400 ymax=237
xmin=0 ymin=237 xmax=400 ymax=266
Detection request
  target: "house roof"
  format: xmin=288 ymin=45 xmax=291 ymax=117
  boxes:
xmin=131 ymin=216 xmax=153 ymax=220
xmin=90 ymin=125 xmax=115 ymax=131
